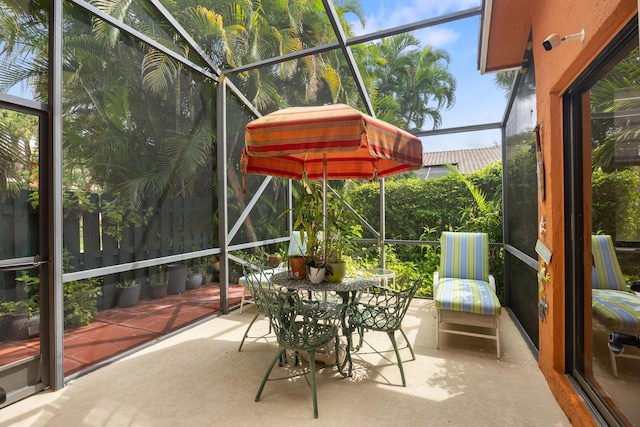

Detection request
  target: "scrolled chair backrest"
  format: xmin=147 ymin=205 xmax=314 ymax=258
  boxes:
xmin=242 ymin=263 xmax=274 ymax=314
xmin=256 ymin=286 xmax=343 ymax=350
xmin=355 ymin=277 xmax=421 ymax=331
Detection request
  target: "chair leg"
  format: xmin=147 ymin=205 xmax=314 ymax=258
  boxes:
xmin=240 ymin=288 xmax=247 ymax=313
xmin=399 ymin=328 xmax=415 ymax=361
xmin=435 ymin=309 xmax=440 ymax=349
xmin=255 ymin=346 xmax=285 ymax=402
xmin=607 ymin=332 xmax=619 ymax=377
xmin=307 ymin=350 xmax=319 ymax=418
xmin=387 ymin=331 xmax=407 ymax=387
xmin=495 ymin=316 xmax=501 ymax=359
xmin=238 ymin=312 xmax=260 ymax=352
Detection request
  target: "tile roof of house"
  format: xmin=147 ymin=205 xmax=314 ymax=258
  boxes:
xmin=421 ymin=146 xmax=502 ymax=174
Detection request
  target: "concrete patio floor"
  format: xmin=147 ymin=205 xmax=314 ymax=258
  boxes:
xmin=0 ymin=298 xmax=570 ymax=426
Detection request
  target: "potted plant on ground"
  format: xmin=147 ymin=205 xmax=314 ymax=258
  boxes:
xmin=116 ymin=279 xmax=141 ymax=308
xmin=0 ymin=297 xmax=40 ymax=340
xmin=63 ymin=278 xmax=102 ymax=328
xmin=167 ymin=263 xmax=187 ymax=294
xmin=186 ymin=259 xmax=204 ymax=290
xmin=149 ymin=267 xmax=169 ymax=299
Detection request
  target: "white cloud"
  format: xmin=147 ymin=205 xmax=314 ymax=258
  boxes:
xmin=415 ymin=27 xmax=460 ymax=47
xmin=350 ymin=0 xmax=480 ymax=37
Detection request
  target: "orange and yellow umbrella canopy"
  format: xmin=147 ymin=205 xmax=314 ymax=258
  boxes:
xmin=241 ymin=104 xmax=423 ymax=182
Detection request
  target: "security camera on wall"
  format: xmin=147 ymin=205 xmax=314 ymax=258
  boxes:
xmin=542 ymin=29 xmax=585 ymax=51
xmin=542 ymin=34 xmax=561 ymax=51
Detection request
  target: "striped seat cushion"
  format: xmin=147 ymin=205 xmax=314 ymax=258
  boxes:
xmin=435 ymin=277 xmax=501 ymax=316
xmin=592 ymin=289 xmax=640 ymax=334
xmin=239 ymin=266 xmax=286 ymax=287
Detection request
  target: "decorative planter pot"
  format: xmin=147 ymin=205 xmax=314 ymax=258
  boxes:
xmin=149 ymin=283 xmax=168 ymax=299
xmin=288 ymin=256 xmax=307 ymax=280
xmin=167 ymin=264 xmax=187 ymax=294
xmin=268 ymin=255 xmax=282 ymax=268
xmin=9 ymin=312 xmax=40 ymax=340
xmin=117 ymin=284 xmax=141 ymax=308
xmin=308 ymin=266 xmax=326 ymax=284
xmin=326 ymin=261 xmax=347 ymax=283
xmin=186 ymin=272 xmax=203 ymax=290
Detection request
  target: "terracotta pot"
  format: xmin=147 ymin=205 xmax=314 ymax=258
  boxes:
xmin=288 ymin=256 xmax=307 ymax=280
xmin=268 ymin=255 xmax=282 ymax=268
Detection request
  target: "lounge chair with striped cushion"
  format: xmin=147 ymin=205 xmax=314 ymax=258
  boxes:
xmin=434 ymin=232 xmax=501 ymax=358
xmin=591 ymin=234 xmax=640 ymax=376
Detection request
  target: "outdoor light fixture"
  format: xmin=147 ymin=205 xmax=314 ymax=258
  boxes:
xmin=542 ymin=29 xmax=586 ymax=51
xmin=608 ymin=332 xmax=640 ymax=354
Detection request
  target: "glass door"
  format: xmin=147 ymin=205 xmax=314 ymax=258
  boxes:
xmin=0 ymin=104 xmax=48 ymax=406
xmin=565 ymin=19 xmax=639 ymax=425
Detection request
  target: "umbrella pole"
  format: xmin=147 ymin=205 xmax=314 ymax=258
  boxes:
xmin=323 ymin=154 xmax=327 ymax=259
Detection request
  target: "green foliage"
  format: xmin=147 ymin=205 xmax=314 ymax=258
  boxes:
xmin=326 ymin=192 xmax=362 ymax=263
xmin=150 ymin=265 xmax=168 ymax=285
xmin=592 ymin=168 xmax=640 ymax=241
xmin=16 ymin=271 xmax=40 ymax=294
xmin=63 ymin=278 xmax=102 ymax=328
xmin=287 ymin=180 xmax=325 ymax=266
xmin=101 ymin=198 xmax=154 ymax=244
xmin=350 ymin=162 xmax=503 ymax=241
xmin=348 ymin=162 xmax=504 ymax=299
xmin=117 ymin=279 xmax=138 ymax=288
xmin=0 ymin=298 xmax=39 ymax=319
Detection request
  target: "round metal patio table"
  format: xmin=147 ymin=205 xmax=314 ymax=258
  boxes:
xmin=270 ymin=271 xmax=378 ymax=377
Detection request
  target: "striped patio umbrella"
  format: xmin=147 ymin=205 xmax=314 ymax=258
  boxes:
xmin=241 ymin=104 xmax=423 ymax=183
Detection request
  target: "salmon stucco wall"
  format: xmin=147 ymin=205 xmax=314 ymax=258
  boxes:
xmin=529 ymin=1 xmax=637 ymax=425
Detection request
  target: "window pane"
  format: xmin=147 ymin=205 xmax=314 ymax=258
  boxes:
xmin=0 ymin=0 xmax=49 ymax=102
xmin=62 ymin=9 xmax=216 ymax=272
xmin=588 ymin=46 xmax=640 ymax=424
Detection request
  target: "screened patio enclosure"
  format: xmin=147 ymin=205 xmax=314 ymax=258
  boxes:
xmin=0 ymin=0 xmax=540 ymax=410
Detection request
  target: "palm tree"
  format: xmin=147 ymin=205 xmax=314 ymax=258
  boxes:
xmin=590 ymin=47 xmax=640 ymax=172
xmin=368 ymin=33 xmax=456 ymax=131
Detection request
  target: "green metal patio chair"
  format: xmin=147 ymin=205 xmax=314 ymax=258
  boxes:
xmin=254 ymin=286 xmax=344 ymax=419
xmin=238 ymin=231 xmax=305 ymax=312
xmin=348 ymin=277 xmax=421 ymax=387
xmin=238 ymin=263 xmax=275 ymax=352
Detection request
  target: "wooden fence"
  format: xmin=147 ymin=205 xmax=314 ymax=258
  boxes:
xmin=1 ymin=190 xmax=216 ymax=309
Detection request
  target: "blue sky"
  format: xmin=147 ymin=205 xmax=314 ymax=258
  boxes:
xmin=347 ymin=0 xmax=508 ymax=152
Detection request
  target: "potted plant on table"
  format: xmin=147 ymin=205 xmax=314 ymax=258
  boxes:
xmin=325 ymin=193 xmax=361 ymax=282
xmin=288 ymin=180 xmax=326 ymax=281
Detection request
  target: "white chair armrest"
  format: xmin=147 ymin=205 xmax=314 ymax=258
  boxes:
xmin=489 ymin=274 xmax=496 ymax=294
xmin=433 ymin=271 xmax=440 ymax=295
